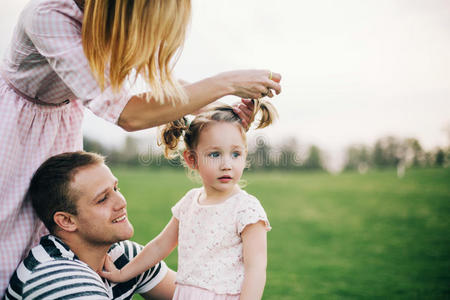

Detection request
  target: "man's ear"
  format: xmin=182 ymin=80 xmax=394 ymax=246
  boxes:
xmin=53 ymin=212 xmax=77 ymax=232
xmin=183 ymin=150 xmax=197 ymax=169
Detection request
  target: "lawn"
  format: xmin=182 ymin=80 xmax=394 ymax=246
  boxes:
xmin=111 ymin=167 xmax=450 ymax=299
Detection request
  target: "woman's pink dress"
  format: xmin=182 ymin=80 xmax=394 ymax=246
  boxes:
xmin=0 ymin=0 xmax=130 ymax=294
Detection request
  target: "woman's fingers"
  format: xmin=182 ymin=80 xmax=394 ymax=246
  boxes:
xmin=265 ymin=89 xmax=274 ymax=98
xmin=266 ymin=79 xmax=282 ymax=95
xmin=232 ymin=98 xmax=255 ymax=129
xmin=222 ymin=69 xmax=282 ymax=99
xmin=259 ymin=70 xmax=282 ymax=96
xmin=269 ymin=71 xmax=282 ymax=83
xmin=233 ymin=106 xmax=248 ymax=128
xmin=241 ymin=98 xmax=255 ymax=111
xmin=239 ymin=102 xmax=253 ymax=118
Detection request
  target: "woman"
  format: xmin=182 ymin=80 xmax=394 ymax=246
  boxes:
xmin=0 ymin=0 xmax=282 ymax=295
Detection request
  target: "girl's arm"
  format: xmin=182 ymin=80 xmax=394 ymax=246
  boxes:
xmin=118 ymin=70 xmax=281 ymax=131
xmin=100 ymin=217 xmax=179 ymax=282
xmin=240 ymin=221 xmax=268 ymax=300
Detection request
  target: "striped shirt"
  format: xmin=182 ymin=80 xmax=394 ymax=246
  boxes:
xmin=4 ymin=235 xmax=168 ymax=300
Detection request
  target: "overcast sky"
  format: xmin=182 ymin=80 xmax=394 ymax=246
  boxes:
xmin=1 ymin=0 xmax=449 ymax=169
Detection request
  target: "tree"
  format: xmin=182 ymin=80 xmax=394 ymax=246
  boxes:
xmin=344 ymin=144 xmax=370 ymax=172
xmin=404 ymin=138 xmax=424 ymax=167
xmin=83 ymin=136 xmax=107 ymax=154
xmin=372 ymin=136 xmax=402 ymax=168
xmin=248 ymin=136 xmax=273 ymax=170
xmin=278 ymin=137 xmax=302 ymax=169
xmin=303 ymin=145 xmax=323 ymax=170
xmin=435 ymin=148 xmax=445 ymax=167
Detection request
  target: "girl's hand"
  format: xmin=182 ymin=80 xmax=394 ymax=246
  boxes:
xmin=98 ymin=255 xmax=125 ymax=283
xmin=219 ymin=69 xmax=282 ymax=99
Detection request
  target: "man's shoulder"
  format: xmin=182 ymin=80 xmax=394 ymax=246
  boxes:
xmin=5 ymin=235 xmax=107 ymax=299
xmin=20 ymin=235 xmax=78 ymax=273
xmin=108 ymin=240 xmax=143 ymax=270
xmin=7 ymin=250 xmax=105 ymax=299
xmin=110 ymin=240 xmax=142 ymax=258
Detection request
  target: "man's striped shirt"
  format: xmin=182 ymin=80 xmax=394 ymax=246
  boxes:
xmin=4 ymin=235 xmax=167 ymax=299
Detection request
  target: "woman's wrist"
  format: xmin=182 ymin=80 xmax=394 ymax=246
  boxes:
xmin=209 ymin=72 xmax=235 ymax=97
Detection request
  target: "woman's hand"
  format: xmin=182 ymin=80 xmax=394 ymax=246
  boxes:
xmin=233 ymin=98 xmax=255 ymax=130
xmin=191 ymin=98 xmax=255 ymax=130
xmin=218 ymin=69 xmax=282 ymax=99
xmin=118 ymin=70 xmax=281 ymax=131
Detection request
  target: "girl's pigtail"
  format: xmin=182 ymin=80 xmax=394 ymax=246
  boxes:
xmin=250 ymin=98 xmax=279 ymax=129
xmin=159 ymin=117 xmax=188 ymax=158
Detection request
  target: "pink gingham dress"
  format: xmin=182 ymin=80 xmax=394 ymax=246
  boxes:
xmin=0 ymin=0 xmax=131 ymax=295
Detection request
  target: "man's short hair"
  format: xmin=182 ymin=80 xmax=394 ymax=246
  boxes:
xmin=29 ymin=151 xmax=105 ymax=234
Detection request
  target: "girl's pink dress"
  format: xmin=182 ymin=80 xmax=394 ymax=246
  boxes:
xmin=0 ymin=0 xmax=130 ymax=293
xmin=171 ymin=188 xmax=271 ymax=299
xmin=173 ymin=284 xmax=240 ymax=300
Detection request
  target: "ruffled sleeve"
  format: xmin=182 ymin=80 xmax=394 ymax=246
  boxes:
xmin=236 ymin=193 xmax=271 ymax=234
xmin=171 ymin=188 xmax=199 ymax=220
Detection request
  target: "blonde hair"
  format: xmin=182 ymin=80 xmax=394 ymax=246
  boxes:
xmin=159 ymin=99 xmax=279 ymax=159
xmin=82 ymin=0 xmax=191 ymax=104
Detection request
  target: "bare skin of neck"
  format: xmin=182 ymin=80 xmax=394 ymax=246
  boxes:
xmin=58 ymin=233 xmax=110 ymax=273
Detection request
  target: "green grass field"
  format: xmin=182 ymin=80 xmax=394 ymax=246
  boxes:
xmin=112 ymin=167 xmax=450 ymax=299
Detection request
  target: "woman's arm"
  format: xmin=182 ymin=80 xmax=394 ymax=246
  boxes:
xmin=100 ymin=217 xmax=179 ymax=282
xmin=118 ymin=70 xmax=281 ymax=131
xmin=240 ymin=221 xmax=268 ymax=300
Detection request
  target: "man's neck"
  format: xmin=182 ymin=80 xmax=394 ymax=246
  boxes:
xmin=58 ymin=234 xmax=111 ymax=273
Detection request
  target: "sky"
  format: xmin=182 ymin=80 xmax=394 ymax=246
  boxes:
xmin=1 ymin=0 xmax=449 ymax=170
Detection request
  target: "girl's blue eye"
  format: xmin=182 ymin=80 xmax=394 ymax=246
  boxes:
xmin=232 ymin=152 xmax=241 ymax=158
xmin=208 ymin=152 xmax=220 ymax=158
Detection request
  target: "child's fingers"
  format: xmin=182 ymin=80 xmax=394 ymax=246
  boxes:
xmin=98 ymin=270 xmax=111 ymax=279
xmin=103 ymin=255 xmax=118 ymax=272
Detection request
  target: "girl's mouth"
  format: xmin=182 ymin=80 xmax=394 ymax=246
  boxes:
xmin=218 ymin=176 xmax=232 ymax=182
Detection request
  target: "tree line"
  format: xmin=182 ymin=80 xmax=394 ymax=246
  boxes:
xmin=343 ymin=136 xmax=449 ymax=173
xmin=83 ymin=135 xmax=326 ymax=171
xmin=83 ymin=134 xmax=449 ymax=173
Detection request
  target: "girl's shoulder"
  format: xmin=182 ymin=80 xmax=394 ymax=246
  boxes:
xmin=234 ymin=189 xmax=263 ymax=207
xmin=181 ymin=187 xmax=202 ymax=202
xmin=234 ymin=190 xmax=271 ymax=233
xmin=172 ymin=187 xmax=202 ymax=213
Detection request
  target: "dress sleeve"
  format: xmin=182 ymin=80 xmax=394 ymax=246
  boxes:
xmin=171 ymin=189 xmax=197 ymax=220
xmin=25 ymin=2 xmax=131 ymax=124
xmin=236 ymin=194 xmax=271 ymax=235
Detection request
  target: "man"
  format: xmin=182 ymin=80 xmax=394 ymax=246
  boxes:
xmin=4 ymin=151 xmax=176 ymax=299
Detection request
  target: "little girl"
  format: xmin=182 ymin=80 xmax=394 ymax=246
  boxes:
xmin=101 ymin=99 xmax=278 ymax=300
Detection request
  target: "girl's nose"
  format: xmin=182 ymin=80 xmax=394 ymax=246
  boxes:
xmin=221 ymin=157 xmax=232 ymax=170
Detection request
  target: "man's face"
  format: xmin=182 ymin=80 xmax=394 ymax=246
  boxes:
xmin=70 ymin=163 xmax=134 ymax=246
